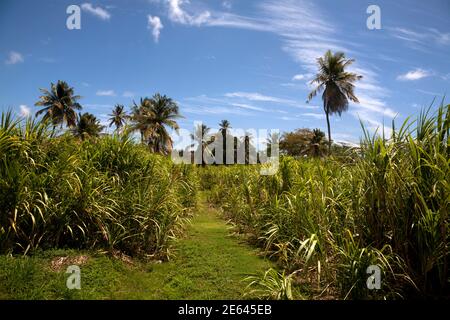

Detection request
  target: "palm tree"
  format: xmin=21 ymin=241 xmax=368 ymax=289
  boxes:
xmin=108 ymin=104 xmax=127 ymax=132
xmin=130 ymin=97 xmax=153 ymax=144
xmin=219 ymin=120 xmax=231 ymax=164
xmin=307 ymin=50 xmax=362 ymax=152
xmin=35 ymin=80 xmax=82 ymax=128
xmin=148 ymin=93 xmax=181 ymax=154
xmin=266 ymin=131 xmax=280 ymax=157
xmin=130 ymin=93 xmax=181 ymax=154
xmin=241 ymin=131 xmax=256 ymax=164
xmin=307 ymin=128 xmax=326 ymax=157
xmin=72 ymin=112 xmax=104 ymax=140
xmin=190 ymin=124 xmax=212 ymax=166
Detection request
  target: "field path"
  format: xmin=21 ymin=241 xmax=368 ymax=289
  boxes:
xmin=134 ymin=193 xmax=273 ymax=299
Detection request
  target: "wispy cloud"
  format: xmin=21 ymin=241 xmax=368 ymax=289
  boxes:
xmin=5 ymin=51 xmax=24 ymax=65
xmin=148 ymin=15 xmax=163 ymax=42
xmin=397 ymin=69 xmax=432 ymax=81
xmin=19 ymin=105 xmax=31 ymax=117
xmin=167 ymin=0 xmax=211 ymax=26
xmin=162 ymin=0 xmax=396 ymax=135
xmin=96 ymin=90 xmax=116 ymax=97
xmin=81 ymin=3 xmax=111 ymax=20
xmin=222 ymin=1 xmax=232 ymax=10
xmin=301 ymin=112 xmax=325 ymax=119
xmin=225 ymin=92 xmax=295 ymax=104
xmin=292 ymin=73 xmax=313 ymax=81
xmin=389 ymin=27 xmax=450 ymax=47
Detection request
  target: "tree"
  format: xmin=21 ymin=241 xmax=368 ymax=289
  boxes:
xmin=108 ymin=104 xmax=127 ymax=132
xmin=307 ymin=50 xmax=362 ymax=152
xmin=35 ymin=80 xmax=82 ymax=128
xmin=130 ymin=93 xmax=181 ymax=154
xmin=219 ymin=120 xmax=231 ymax=164
xmin=308 ymin=128 xmax=327 ymax=157
xmin=72 ymin=112 xmax=104 ymax=140
xmin=130 ymin=98 xmax=153 ymax=144
xmin=279 ymin=128 xmax=326 ymax=157
xmin=266 ymin=131 xmax=280 ymax=158
xmin=190 ymin=124 xmax=213 ymax=166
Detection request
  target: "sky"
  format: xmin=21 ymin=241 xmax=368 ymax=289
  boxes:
xmin=0 ymin=0 xmax=449 ymax=145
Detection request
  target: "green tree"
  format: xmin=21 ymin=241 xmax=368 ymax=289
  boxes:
xmin=190 ymin=124 xmax=213 ymax=166
xmin=72 ymin=112 xmax=104 ymax=140
xmin=35 ymin=80 xmax=82 ymax=128
xmin=307 ymin=50 xmax=362 ymax=152
xmin=308 ymin=128 xmax=327 ymax=157
xmin=266 ymin=131 xmax=280 ymax=158
xmin=108 ymin=104 xmax=127 ymax=132
xmin=219 ymin=120 xmax=231 ymax=164
xmin=280 ymin=128 xmax=325 ymax=157
xmin=131 ymin=93 xmax=181 ymax=154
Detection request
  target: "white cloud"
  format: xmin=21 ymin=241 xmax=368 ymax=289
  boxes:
xmin=19 ymin=105 xmax=31 ymax=117
xmin=389 ymin=27 xmax=450 ymax=47
xmin=96 ymin=90 xmax=116 ymax=96
xmin=167 ymin=0 xmax=211 ymax=26
xmin=397 ymin=69 xmax=432 ymax=81
xmin=5 ymin=51 xmax=24 ymax=65
xmin=81 ymin=3 xmax=111 ymax=20
xmin=147 ymin=15 xmax=163 ymax=42
xmin=292 ymin=73 xmax=312 ymax=81
xmin=123 ymin=91 xmax=135 ymax=98
xmin=222 ymin=1 xmax=232 ymax=10
xmin=231 ymin=103 xmax=265 ymax=112
xmin=165 ymin=0 xmax=398 ymax=138
xmin=301 ymin=112 xmax=325 ymax=119
xmin=225 ymin=92 xmax=295 ymax=104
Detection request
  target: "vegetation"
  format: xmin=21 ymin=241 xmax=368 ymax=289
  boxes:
xmin=1 ymin=49 xmax=449 ymax=301
xmin=280 ymin=128 xmax=327 ymax=157
xmin=130 ymin=93 xmax=182 ymax=155
xmin=204 ymin=103 xmax=449 ymax=299
xmin=307 ymin=50 xmax=363 ymax=152
xmin=72 ymin=112 xmax=104 ymax=140
xmin=0 ymin=111 xmax=197 ymax=258
xmin=0 ymin=195 xmax=272 ymax=300
xmin=35 ymin=80 xmax=82 ymax=129
xmin=108 ymin=104 xmax=127 ymax=133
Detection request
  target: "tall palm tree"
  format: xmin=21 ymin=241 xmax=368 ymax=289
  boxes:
xmin=219 ymin=120 xmax=231 ymax=164
xmin=190 ymin=124 xmax=212 ymax=166
xmin=130 ymin=93 xmax=181 ymax=154
xmin=266 ymin=131 xmax=280 ymax=157
xmin=108 ymin=104 xmax=127 ymax=132
xmin=35 ymin=80 xmax=82 ymax=128
xmin=307 ymin=50 xmax=362 ymax=152
xmin=72 ymin=112 xmax=104 ymax=140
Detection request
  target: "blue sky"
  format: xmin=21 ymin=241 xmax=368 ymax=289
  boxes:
xmin=1 ymin=0 xmax=449 ymax=144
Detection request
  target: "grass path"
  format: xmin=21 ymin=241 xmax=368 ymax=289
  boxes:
xmin=130 ymin=193 xmax=273 ymax=299
xmin=0 ymin=193 xmax=273 ymax=300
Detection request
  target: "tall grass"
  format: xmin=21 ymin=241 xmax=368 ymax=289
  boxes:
xmin=0 ymin=112 xmax=197 ymax=258
xmin=204 ymin=103 xmax=449 ymax=299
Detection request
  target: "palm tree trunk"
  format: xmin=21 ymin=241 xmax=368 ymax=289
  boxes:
xmin=326 ymin=109 xmax=332 ymax=154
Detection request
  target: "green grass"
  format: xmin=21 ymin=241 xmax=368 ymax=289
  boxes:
xmin=0 ymin=193 xmax=273 ymax=300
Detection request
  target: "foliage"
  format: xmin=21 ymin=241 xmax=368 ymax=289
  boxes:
xmin=72 ymin=112 xmax=104 ymax=140
xmin=0 ymin=112 xmax=197 ymax=258
xmin=35 ymin=80 xmax=82 ymax=128
xmin=204 ymin=103 xmax=450 ymax=299
xmin=280 ymin=128 xmax=327 ymax=157
xmin=307 ymin=50 xmax=362 ymax=151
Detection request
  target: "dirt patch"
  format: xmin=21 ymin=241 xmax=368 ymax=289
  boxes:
xmin=50 ymin=255 xmax=89 ymax=272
